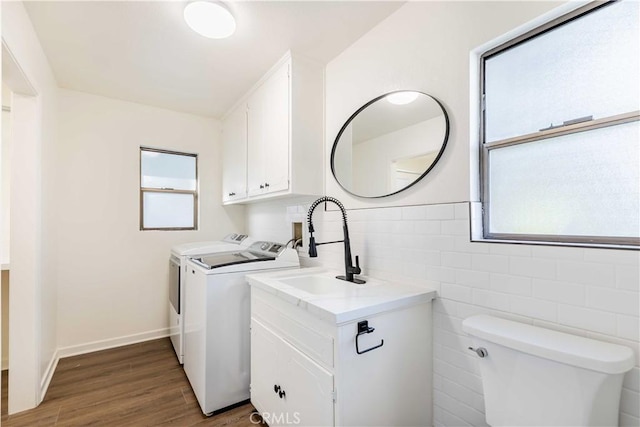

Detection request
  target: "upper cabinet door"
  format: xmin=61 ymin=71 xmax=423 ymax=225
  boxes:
xmin=222 ymin=104 xmax=248 ymax=202
xmin=247 ymin=60 xmax=290 ymax=197
xmin=247 ymin=74 xmax=268 ymax=196
xmin=261 ymin=61 xmax=290 ymax=194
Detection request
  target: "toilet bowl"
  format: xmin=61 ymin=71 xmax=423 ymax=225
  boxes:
xmin=462 ymin=315 xmax=634 ymax=427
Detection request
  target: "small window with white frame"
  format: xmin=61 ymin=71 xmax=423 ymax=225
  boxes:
xmin=140 ymin=147 xmax=198 ymax=231
xmin=480 ymin=0 xmax=639 ymax=247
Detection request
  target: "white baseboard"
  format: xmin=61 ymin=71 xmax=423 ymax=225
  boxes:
xmin=40 ymin=349 xmax=59 ymax=403
xmin=57 ymin=328 xmax=170 ymax=359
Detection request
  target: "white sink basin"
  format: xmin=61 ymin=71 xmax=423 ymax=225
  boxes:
xmin=279 ymin=275 xmax=358 ymax=295
xmin=246 ymin=267 xmax=437 ymax=323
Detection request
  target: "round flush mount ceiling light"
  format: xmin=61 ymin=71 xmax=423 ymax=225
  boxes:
xmin=386 ymin=91 xmax=420 ymax=105
xmin=184 ymin=1 xmax=236 ymax=39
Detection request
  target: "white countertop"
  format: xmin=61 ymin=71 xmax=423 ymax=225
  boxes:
xmin=246 ymin=267 xmax=437 ymax=324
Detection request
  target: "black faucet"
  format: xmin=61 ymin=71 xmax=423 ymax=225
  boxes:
xmin=307 ymin=196 xmax=365 ymax=284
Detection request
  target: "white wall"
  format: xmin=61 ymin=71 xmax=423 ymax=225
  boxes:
xmin=246 ymin=2 xmax=640 ymax=426
xmin=2 ymin=0 xmax=60 ymax=412
xmin=1 ymin=82 xmax=11 ymax=269
xmin=1 ymin=104 xmax=11 ymax=268
xmin=1 ymin=84 xmax=13 ymax=373
xmin=55 ymin=89 xmax=245 ymax=353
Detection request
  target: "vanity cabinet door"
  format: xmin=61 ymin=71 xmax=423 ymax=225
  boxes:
xmin=279 ymin=334 xmax=334 ymax=426
xmin=251 ymin=319 xmax=284 ymax=418
xmin=222 ymin=103 xmax=248 ymax=203
xmin=247 ymin=60 xmax=290 ymax=197
xmin=251 ymin=319 xmax=334 ymax=427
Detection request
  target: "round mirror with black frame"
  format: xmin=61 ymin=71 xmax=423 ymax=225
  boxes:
xmin=331 ymin=91 xmax=449 ymax=198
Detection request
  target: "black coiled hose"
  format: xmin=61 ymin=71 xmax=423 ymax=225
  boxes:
xmin=307 ymin=196 xmax=347 ymax=233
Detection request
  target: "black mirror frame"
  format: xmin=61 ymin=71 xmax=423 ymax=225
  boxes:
xmin=330 ymin=91 xmax=450 ymax=199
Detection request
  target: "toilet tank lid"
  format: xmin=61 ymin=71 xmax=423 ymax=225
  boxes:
xmin=462 ymin=315 xmax=634 ymax=374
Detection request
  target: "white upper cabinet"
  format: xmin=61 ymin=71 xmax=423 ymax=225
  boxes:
xmin=221 ymin=51 xmax=324 ymax=204
xmin=222 ymin=103 xmax=248 ymax=203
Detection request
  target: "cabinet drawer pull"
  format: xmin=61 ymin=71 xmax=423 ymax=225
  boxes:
xmin=228 ymin=192 xmax=236 ymax=197
xmin=264 ymin=182 xmax=270 ymax=188
xmin=259 ymin=184 xmax=264 ymax=189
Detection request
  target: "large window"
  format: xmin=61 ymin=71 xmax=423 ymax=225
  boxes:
xmin=480 ymin=0 xmax=639 ymax=246
xmin=140 ymin=147 xmax=198 ymax=230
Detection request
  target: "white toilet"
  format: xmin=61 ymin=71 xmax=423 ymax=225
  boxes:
xmin=462 ymin=315 xmax=634 ymax=427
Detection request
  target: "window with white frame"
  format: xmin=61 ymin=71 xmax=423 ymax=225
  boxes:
xmin=140 ymin=147 xmax=198 ymax=230
xmin=480 ymin=0 xmax=639 ymax=246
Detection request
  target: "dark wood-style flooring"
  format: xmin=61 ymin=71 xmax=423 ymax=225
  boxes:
xmin=1 ymin=338 xmax=265 ymax=426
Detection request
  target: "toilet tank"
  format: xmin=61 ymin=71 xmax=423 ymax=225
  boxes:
xmin=462 ymin=315 xmax=634 ymax=427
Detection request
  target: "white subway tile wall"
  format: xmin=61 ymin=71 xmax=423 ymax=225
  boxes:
xmin=247 ymin=200 xmax=640 ymax=426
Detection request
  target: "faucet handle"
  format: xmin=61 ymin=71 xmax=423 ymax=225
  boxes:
xmin=308 ymin=235 xmax=318 ymax=257
xmin=354 ymin=255 xmax=362 ymax=274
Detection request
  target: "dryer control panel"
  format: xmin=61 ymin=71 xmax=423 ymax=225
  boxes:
xmin=250 ymin=241 xmax=285 ymax=255
xmin=223 ymin=233 xmax=249 ymax=244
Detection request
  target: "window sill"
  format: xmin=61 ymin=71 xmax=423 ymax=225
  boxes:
xmin=471 ymin=236 xmax=639 ymax=251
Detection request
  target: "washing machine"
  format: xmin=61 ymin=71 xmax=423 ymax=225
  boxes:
xmin=183 ymin=241 xmax=299 ymax=415
xmin=169 ymin=233 xmax=254 ymax=364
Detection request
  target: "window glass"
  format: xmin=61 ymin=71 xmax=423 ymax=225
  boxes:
xmin=485 ymin=0 xmax=639 ymax=142
xmin=140 ymin=147 xmax=197 ymax=230
xmin=488 ymin=121 xmax=640 ymax=237
xmin=142 ymin=192 xmax=195 ymax=229
xmin=481 ymin=0 xmax=640 ymax=245
xmin=141 ymin=150 xmax=196 ymax=190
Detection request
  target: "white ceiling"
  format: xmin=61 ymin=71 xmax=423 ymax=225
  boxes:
xmin=24 ymin=1 xmax=405 ymax=118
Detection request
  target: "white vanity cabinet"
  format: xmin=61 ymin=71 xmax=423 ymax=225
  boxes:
xmin=221 ymin=51 xmax=324 ymax=204
xmin=249 ymin=278 xmax=434 ymax=427
xmin=222 ymin=103 xmax=248 ymax=203
xmin=251 ymin=319 xmax=334 ymax=426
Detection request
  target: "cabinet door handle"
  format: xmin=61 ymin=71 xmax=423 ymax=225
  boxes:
xmin=279 ymin=389 xmax=286 ymax=399
xmin=264 ymin=182 xmax=270 ymax=188
xmin=259 ymin=184 xmax=264 ymax=189
xmin=274 ymin=384 xmax=281 ymax=394
xmin=228 ymin=192 xmax=236 ymax=197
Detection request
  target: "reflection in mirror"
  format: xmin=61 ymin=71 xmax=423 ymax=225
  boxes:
xmin=331 ymin=91 xmax=449 ymax=198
